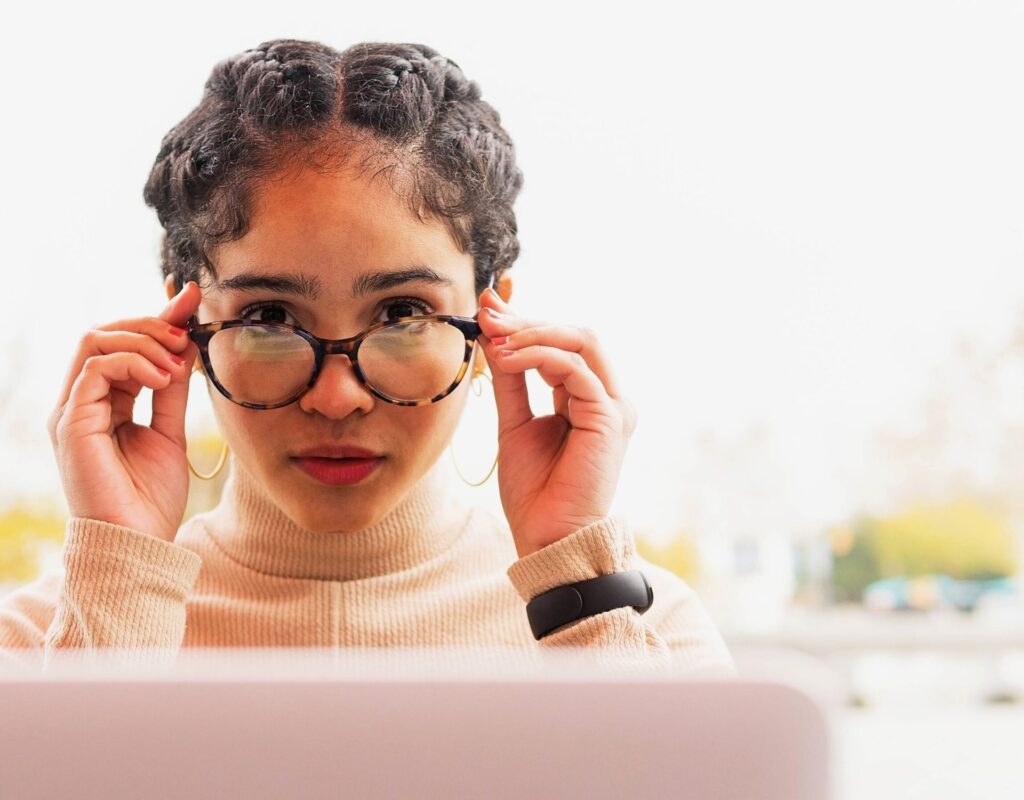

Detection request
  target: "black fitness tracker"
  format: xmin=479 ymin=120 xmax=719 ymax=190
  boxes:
xmin=525 ymin=569 xmax=654 ymax=640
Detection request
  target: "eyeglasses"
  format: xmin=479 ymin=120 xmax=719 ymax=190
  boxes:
xmin=186 ymin=313 xmax=483 ymax=409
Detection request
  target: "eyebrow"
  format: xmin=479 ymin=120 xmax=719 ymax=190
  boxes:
xmin=216 ymin=266 xmax=453 ymax=299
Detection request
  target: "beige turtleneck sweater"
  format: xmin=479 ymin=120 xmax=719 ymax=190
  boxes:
xmin=0 ymin=455 xmax=735 ymax=675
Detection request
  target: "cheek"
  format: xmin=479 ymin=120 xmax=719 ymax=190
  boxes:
xmin=207 ymin=391 xmax=278 ymax=450
xmin=399 ymin=387 xmax=470 ymax=448
xmin=398 ymin=404 xmax=453 ymax=443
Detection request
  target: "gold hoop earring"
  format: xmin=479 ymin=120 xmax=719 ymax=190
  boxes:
xmin=449 ymin=370 xmax=497 ymax=487
xmin=186 ymin=359 xmax=227 ymax=480
xmin=187 ymin=441 xmax=230 ymax=481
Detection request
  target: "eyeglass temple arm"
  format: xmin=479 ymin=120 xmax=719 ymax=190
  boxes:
xmin=470 ymin=272 xmax=498 ymax=325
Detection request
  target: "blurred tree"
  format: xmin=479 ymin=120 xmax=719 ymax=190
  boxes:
xmin=831 ymin=517 xmax=881 ymax=603
xmin=871 ymin=499 xmax=1017 ymax=580
xmin=830 ymin=498 xmax=1017 ymax=602
xmin=0 ymin=506 xmax=65 ymax=583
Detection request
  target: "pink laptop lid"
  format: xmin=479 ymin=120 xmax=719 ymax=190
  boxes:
xmin=0 ymin=648 xmax=831 ymax=799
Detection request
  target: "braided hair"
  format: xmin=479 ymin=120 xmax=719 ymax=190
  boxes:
xmin=143 ymin=39 xmax=524 ymax=295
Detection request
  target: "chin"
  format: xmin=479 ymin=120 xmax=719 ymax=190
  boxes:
xmin=278 ymin=480 xmax=393 ymax=534
xmin=286 ymin=499 xmax=384 ymax=533
xmin=261 ymin=454 xmax=389 ymax=526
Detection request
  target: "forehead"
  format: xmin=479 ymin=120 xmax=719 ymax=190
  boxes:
xmin=211 ymin=163 xmax=475 ymax=297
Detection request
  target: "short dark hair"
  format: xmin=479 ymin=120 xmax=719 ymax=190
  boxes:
xmin=143 ymin=39 xmax=524 ymax=295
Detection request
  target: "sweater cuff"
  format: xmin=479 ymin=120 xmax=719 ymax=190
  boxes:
xmin=46 ymin=518 xmax=203 ymax=649
xmin=505 ymin=514 xmax=633 ymax=603
xmin=64 ymin=518 xmax=203 ymax=578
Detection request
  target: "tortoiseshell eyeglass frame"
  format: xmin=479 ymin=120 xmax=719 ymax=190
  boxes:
xmin=186 ymin=313 xmax=484 ymax=409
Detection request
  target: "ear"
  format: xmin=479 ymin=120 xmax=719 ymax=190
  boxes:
xmin=164 ymin=273 xmax=178 ymax=301
xmin=496 ymin=272 xmax=513 ymax=304
xmin=471 ymin=341 xmax=489 ymax=379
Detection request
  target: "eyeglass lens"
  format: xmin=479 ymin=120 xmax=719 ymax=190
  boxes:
xmin=206 ymin=320 xmax=469 ymax=404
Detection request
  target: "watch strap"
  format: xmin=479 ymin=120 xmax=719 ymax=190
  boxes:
xmin=525 ymin=569 xmax=654 ymax=640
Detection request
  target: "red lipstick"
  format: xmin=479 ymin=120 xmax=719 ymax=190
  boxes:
xmin=293 ymin=457 xmax=382 ymax=486
xmin=289 ymin=445 xmax=384 ymax=486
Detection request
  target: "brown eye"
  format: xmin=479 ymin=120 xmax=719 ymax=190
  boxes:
xmin=387 ymin=302 xmax=418 ymax=319
xmin=379 ymin=297 xmax=432 ymax=323
xmin=239 ymin=303 xmax=297 ymax=325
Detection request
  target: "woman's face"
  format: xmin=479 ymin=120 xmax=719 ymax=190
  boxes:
xmin=175 ymin=162 xmax=484 ymax=533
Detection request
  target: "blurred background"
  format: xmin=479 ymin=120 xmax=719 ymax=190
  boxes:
xmin=3 ymin=1 xmax=1023 ymax=796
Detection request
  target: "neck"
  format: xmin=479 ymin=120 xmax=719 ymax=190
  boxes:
xmin=197 ymin=454 xmax=472 ymax=581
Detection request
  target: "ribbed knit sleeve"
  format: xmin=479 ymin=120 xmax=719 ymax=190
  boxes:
xmin=506 ymin=515 xmax=736 ymax=675
xmin=43 ymin=518 xmax=202 ymax=652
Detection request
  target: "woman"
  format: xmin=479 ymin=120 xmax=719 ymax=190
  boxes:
xmin=0 ymin=39 xmax=734 ymax=674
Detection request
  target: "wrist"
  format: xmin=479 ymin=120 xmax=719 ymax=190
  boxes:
xmin=525 ymin=569 xmax=654 ymax=640
xmin=513 ymin=516 xmax=607 ymax=560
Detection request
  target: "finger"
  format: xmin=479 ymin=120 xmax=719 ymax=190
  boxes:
xmin=63 ymin=353 xmax=174 ymax=429
xmin=55 ymin=280 xmax=199 ymax=415
xmin=478 ymin=336 xmax=534 ymax=435
xmin=490 ymin=342 xmax=608 ymax=404
xmin=155 ymin=281 xmax=202 ymax=449
xmin=489 ymin=323 xmax=623 ymax=399
xmin=158 ymin=280 xmax=202 ymax=328
xmin=553 ymin=385 xmax=571 ymax=421
xmin=101 ymin=277 xmax=198 ymax=343
xmin=57 ymin=319 xmax=191 ymax=409
xmin=87 ymin=331 xmax=185 ymax=377
xmin=150 ymin=341 xmax=198 ymax=447
xmin=109 ymin=379 xmax=146 ymax=423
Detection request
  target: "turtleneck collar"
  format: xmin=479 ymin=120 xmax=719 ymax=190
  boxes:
xmin=197 ymin=453 xmax=473 ymax=581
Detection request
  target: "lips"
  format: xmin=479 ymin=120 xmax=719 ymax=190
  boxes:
xmin=291 ymin=456 xmax=384 ymax=487
xmin=291 ymin=445 xmax=383 ymax=459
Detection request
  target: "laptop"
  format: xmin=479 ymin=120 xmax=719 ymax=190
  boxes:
xmin=0 ymin=647 xmax=832 ymax=799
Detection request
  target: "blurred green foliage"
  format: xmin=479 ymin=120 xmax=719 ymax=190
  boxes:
xmin=831 ymin=498 xmax=1018 ymax=602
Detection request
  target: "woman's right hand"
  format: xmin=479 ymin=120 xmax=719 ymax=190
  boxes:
xmin=48 ymin=281 xmax=203 ymax=543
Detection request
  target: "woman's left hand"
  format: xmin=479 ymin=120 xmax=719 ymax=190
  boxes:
xmin=476 ymin=287 xmax=638 ymax=559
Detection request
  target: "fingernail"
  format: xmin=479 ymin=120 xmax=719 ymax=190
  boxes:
xmin=169 ymin=353 xmax=185 ymax=366
xmin=156 ymin=367 xmax=171 ymax=378
xmin=169 ymin=325 xmax=186 ymax=337
xmin=499 ymin=349 xmax=516 ymax=358
xmin=491 ymin=335 xmax=509 ymax=346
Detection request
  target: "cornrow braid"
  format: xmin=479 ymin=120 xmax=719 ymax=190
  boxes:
xmin=143 ymin=38 xmax=523 ymax=295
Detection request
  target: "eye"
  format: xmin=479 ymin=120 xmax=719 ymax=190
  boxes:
xmin=236 ymin=298 xmax=433 ymax=328
xmin=238 ymin=302 xmax=299 ymax=326
xmin=377 ymin=297 xmax=433 ymax=323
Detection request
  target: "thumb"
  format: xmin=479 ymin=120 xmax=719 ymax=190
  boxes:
xmin=480 ymin=337 xmax=534 ymax=436
xmin=150 ymin=341 xmax=197 ymax=448
xmin=158 ymin=280 xmax=202 ymax=327
xmin=152 ymin=280 xmax=202 ymax=448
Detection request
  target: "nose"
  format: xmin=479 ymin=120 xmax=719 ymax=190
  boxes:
xmin=297 ymin=353 xmax=376 ymax=418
